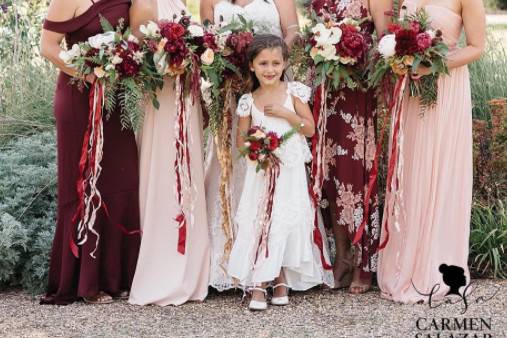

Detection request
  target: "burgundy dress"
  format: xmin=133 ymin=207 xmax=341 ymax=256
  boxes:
xmin=322 ymin=0 xmax=380 ymax=275
xmin=41 ymin=0 xmax=140 ymax=305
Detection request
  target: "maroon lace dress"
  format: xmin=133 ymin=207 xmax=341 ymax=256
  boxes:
xmin=41 ymin=0 xmax=140 ymax=305
xmin=321 ymin=0 xmax=380 ymax=275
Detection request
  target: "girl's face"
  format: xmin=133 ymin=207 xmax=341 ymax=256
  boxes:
xmin=250 ymin=47 xmax=286 ymax=87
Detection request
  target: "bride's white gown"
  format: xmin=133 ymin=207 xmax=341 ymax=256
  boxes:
xmin=205 ymin=0 xmax=333 ymax=291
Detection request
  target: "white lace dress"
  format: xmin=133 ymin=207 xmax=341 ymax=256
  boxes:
xmin=205 ymin=0 xmax=284 ymax=291
xmin=227 ymin=82 xmax=334 ymax=290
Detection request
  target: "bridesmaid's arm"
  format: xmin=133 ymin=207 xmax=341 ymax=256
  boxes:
xmin=446 ymin=0 xmax=486 ymax=69
xmin=200 ymin=0 xmax=215 ymax=24
xmin=273 ymin=0 xmax=300 ymax=49
xmin=130 ymin=0 xmax=158 ymax=38
xmin=40 ymin=0 xmax=94 ymax=81
xmin=369 ymin=0 xmax=393 ymax=36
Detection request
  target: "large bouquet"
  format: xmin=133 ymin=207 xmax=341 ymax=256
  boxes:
xmin=369 ymin=8 xmax=449 ymax=107
xmin=140 ymin=12 xmax=204 ymax=99
xmin=198 ymin=16 xmax=254 ymax=266
xmin=140 ymin=13 xmax=212 ymax=255
xmin=58 ymin=17 xmax=158 ymax=258
xmin=60 ymin=17 xmax=161 ymax=130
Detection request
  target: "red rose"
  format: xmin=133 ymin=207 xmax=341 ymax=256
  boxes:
xmin=387 ymin=23 xmax=402 ymax=34
xmin=395 ymin=29 xmax=419 ymax=56
xmin=336 ymin=27 xmax=366 ymax=59
xmin=227 ymin=32 xmax=253 ymax=54
xmin=311 ymin=0 xmax=327 ymax=14
xmin=266 ymin=135 xmax=280 ymax=151
xmin=127 ymin=41 xmax=140 ymax=52
xmin=416 ymin=32 xmax=432 ymax=52
xmin=160 ymin=22 xmax=186 ymax=40
xmin=249 ymin=140 xmax=262 ymax=152
xmin=146 ymin=39 xmax=158 ymax=53
xmin=248 ymin=152 xmax=259 ymax=161
xmin=409 ymin=21 xmax=421 ymax=33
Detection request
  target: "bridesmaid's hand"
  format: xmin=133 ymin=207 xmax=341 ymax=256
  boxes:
xmin=264 ymin=104 xmax=290 ymax=119
xmin=411 ymin=65 xmax=432 ymax=80
xmin=85 ymin=74 xmax=96 ymax=84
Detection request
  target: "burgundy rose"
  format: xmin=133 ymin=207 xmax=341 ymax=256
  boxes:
xmin=227 ymin=32 xmax=253 ymax=54
xmin=248 ymin=152 xmax=259 ymax=161
xmin=409 ymin=21 xmax=421 ymax=33
xmin=118 ymin=56 xmax=140 ymax=77
xmin=127 ymin=41 xmax=140 ymax=52
xmin=160 ymin=22 xmax=186 ymax=40
xmin=84 ymin=48 xmax=100 ymax=68
xmin=311 ymin=0 xmax=327 ymax=14
xmin=336 ymin=25 xmax=366 ymax=59
xmin=416 ymin=32 xmax=432 ymax=52
xmin=146 ymin=39 xmax=158 ymax=53
xmin=203 ymin=32 xmax=219 ymax=51
xmin=266 ymin=134 xmax=280 ymax=151
xmin=394 ymin=29 xmax=419 ymax=56
xmin=249 ymin=140 xmax=262 ymax=152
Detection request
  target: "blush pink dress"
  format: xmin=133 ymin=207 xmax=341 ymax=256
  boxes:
xmin=128 ymin=0 xmax=210 ymax=306
xmin=377 ymin=0 xmax=473 ymax=303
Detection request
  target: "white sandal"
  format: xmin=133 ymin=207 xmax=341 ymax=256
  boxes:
xmin=271 ymin=283 xmax=290 ymax=306
xmin=248 ymin=287 xmax=268 ymax=311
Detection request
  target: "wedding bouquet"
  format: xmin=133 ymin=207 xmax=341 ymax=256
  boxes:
xmin=369 ymin=8 xmax=449 ymax=107
xmin=140 ymin=12 xmax=205 ymax=100
xmin=200 ymin=16 xmax=254 ymax=134
xmin=295 ymin=0 xmax=371 ymax=90
xmin=238 ymin=126 xmax=298 ymax=172
xmin=59 ymin=17 xmax=161 ymax=130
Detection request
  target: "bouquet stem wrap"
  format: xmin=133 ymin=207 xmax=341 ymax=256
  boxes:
xmin=310 ymin=84 xmax=333 ymax=270
xmin=215 ymin=80 xmax=235 ymax=270
xmin=174 ymin=75 xmax=195 ymax=255
xmin=353 ymin=76 xmax=408 ymax=249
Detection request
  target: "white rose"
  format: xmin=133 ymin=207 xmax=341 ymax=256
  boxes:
xmin=312 ymin=23 xmax=331 ymax=47
xmin=59 ymin=43 xmax=81 ymax=64
xmin=327 ymin=26 xmax=343 ymax=45
xmin=378 ymin=34 xmax=396 ymax=58
xmin=218 ymin=30 xmax=231 ymax=49
xmin=94 ymin=66 xmax=106 ymax=78
xmin=105 ymin=64 xmax=115 ymax=71
xmin=252 ymin=130 xmax=266 ymax=139
xmin=140 ymin=21 xmax=160 ymax=37
xmin=188 ymin=24 xmax=204 ymax=37
xmin=318 ymin=44 xmax=339 ymax=61
xmin=88 ymin=31 xmax=116 ymax=49
xmin=200 ymin=48 xmax=215 ymax=66
xmin=127 ymin=34 xmax=139 ymax=43
xmin=111 ymin=54 xmax=123 ymax=65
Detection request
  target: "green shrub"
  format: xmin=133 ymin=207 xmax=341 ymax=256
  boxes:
xmin=469 ymin=201 xmax=507 ymax=279
xmin=0 ymin=131 xmax=56 ymax=293
xmin=0 ymin=0 xmax=56 ymax=145
xmin=469 ymin=32 xmax=507 ymax=120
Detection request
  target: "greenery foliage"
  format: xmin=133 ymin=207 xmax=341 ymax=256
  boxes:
xmin=0 ymin=132 xmax=56 ymax=292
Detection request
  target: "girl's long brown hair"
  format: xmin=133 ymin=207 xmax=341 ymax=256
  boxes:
xmin=245 ymin=34 xmax=289 ymax=92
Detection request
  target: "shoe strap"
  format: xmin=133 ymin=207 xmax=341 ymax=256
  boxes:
xmin=249 ymin=287 xmax=267 ymax=294
xmin=272 ymin=283 xmax=290 ymax=289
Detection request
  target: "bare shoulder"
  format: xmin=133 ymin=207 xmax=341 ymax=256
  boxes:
xmin=45 ymin=0 xmax=78 ymax=22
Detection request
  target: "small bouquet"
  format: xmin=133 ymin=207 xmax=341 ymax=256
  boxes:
xmin=140 ymin=12 xmax=205 ymax=100
xmin=239 ymin=126 xmax=298 ymax=172
xmin=59 ymin=16 xmax=161 ymax=130
xmin=369 ymin=8 xmax=449 ymax=107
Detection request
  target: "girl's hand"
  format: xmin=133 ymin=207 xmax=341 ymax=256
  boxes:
xmin=411 ymin=65 xmax=432 ymax=80
xmin=264 ymin=104 xmax=289 ymax=119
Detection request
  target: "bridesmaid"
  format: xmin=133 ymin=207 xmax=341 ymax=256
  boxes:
xmin=317 ymin=0 xmax=391 ymax=294
xmin=40 ymin=0 xmax=141 ymax=305
xmin=200 ymin=0 xmax=303 ymax=292
xmin=378 ymin=0 xmax=485 ymax=303
xmin=128 ymin=0 xmax=211 ymax=306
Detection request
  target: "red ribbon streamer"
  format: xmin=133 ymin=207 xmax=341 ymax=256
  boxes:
xmin=309 ymin=84 xmax=332 ymax=270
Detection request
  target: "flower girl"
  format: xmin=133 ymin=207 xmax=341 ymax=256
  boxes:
xmin=227 ymin=34 xmax=332 ymax=311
